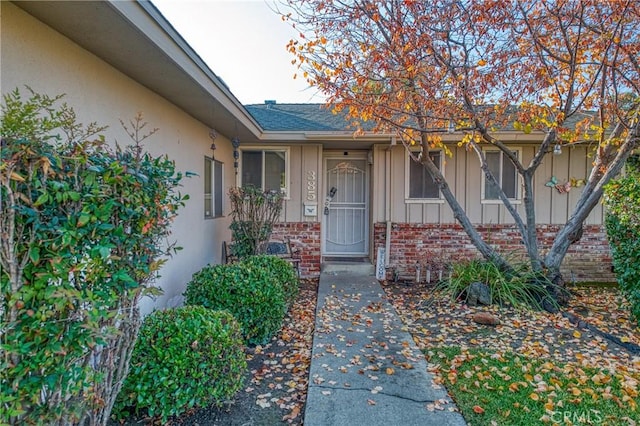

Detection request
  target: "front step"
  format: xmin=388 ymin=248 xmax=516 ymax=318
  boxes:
xmin=321 ymin=261 xmax=375 ymax=275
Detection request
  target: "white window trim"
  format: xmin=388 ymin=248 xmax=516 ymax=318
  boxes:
xmin=480 ymin=147 xmax=522 ymax=204
xmin=204 ymin=156 xmax=224 ymax=219
xmin=404 ymin=149 xmax=446 ymax=204
xmin=213 ymin=159 xmax=224 ymax=217
xmin=237 ymin=146 xmax=290 ymax=199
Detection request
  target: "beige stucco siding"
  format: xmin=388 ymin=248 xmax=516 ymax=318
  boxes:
xmin=2 ymin=3 xmax=235 ymax=314
xmin=372 ymin=143 xmax=605 ymax=225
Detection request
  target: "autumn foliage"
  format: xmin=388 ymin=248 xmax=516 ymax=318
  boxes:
xmin=281 ymin=0 xmax=640 ymax=282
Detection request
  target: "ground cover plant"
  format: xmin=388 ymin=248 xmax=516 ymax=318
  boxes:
xmin=437 ymin=258 xmax=559 ymax=311
xmin=383 ymin=282 xmax=640 ymax=425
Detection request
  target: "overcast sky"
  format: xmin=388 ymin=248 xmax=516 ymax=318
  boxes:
xmin=153 ymin=0 xmax=326 ymax=105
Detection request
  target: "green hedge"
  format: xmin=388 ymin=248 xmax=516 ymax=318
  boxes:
xmin=113 ymin=307 xmax=246 ymax=423
xmin=184 ymin=256 xmax=293 ymax=345
xmin=0 ymin=90 xmax=187 ymax=424
xmin=242 ymin=255 xmax=299 ymax=305
xmin=604 ymin=157 xmax=640 ymax=325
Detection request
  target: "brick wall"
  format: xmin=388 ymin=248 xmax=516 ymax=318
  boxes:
xmin=272 ymin=222 xmax=321 ymax=278
xmin=373 ymin=223 xmax=614 ymax=283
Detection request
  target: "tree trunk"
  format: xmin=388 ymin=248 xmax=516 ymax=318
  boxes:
xmin=545 ymin=125 xmax=638 ymax=275
xmin=417 ymin=135 xmax=511 ymax=271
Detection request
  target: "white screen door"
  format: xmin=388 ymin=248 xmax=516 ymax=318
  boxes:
xmin=323 ymin=158 xmax=368 ymax=255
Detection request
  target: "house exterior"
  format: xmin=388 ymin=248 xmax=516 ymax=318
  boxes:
xmin=244 ymin=103 xmax=613 ymax=283
xmin=2 ymin=1 xmax=613 ymax=313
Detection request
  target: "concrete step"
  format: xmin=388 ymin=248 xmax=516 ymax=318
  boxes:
xmin=321 ymin=262 xmax=375 ymax=275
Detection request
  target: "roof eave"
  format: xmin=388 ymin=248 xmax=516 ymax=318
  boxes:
xmin=14 ymin=0 xmax=263 ymax=143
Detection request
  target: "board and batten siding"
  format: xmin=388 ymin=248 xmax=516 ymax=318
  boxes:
xmin=264 ymin=144 xmax=323 ymax=223
xmin=372 ymin=143 xmax=605 ymax=226
xmin=2 ymin=2 xmax=237 ymax=314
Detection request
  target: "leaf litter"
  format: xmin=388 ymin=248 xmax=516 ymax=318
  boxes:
xmin=382 ymin=281 xmax=640 ymax=423
xmin=170 ymin=279 xmax=317 ymax=426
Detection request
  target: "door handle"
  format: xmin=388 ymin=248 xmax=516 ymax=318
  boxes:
xmin=324 ymin=187 xmax=337 ymax=215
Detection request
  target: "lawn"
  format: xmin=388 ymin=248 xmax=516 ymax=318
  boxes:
xmin=383 ymin=283 xmax=640 ymax=425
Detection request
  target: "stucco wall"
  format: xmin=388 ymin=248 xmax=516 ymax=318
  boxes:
xmin=2 ymin=2 xmax=235 ymax=314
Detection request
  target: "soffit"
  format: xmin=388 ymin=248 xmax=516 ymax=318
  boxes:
xmin=13 ymin=0 xmax=263 ymax=144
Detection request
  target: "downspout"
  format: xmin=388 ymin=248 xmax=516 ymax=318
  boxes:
xmin=385 ymin=136 xmax=396 ymax=267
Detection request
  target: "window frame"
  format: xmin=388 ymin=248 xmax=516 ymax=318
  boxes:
xmin=204 ymin=156 xmax=224 ymax=219
xmin=480 ymin=148 xmax=521 ymax=204
xmin=404 ymin=149 xmax=446 ymax=204
xmin=238 ymin=146 xmax=290 ymax=198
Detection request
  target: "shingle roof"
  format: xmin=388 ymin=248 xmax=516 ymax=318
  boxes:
xmin=245 ymin=102 xmax=596 ymax=135
xmin=245 ymin=103 xmax=356 ymax=132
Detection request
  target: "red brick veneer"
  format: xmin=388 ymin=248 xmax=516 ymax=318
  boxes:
xmin=271 ymin=222 xmax=321 ymax=278
xmin=373 ymin=223 xmax=614 ymax=283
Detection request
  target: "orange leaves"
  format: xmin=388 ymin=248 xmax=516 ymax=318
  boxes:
xmin=385 ymin=281 xmax=640 ymax=423
xmin=472 ymin=405 xmax=485 ymax=414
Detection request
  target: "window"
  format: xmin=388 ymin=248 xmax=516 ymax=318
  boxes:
xmin=240 ymin=149 xmax=288 ymax=194
xmin=407 ymin=151 xmax=443 ymax=200
xmin=204 ymin=157 xmax=223 ymax=218
xmin=483 ymin=150 xmax=518 ymax=200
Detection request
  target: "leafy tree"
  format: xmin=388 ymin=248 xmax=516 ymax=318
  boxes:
xmin=281 ymin=0 xmax=640 ymax=287
xmin=0 ymin=89 xmax=187 ymax=425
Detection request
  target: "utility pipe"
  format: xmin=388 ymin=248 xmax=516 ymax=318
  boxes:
xmin=384 ymin=136 xmax=396 ymax=267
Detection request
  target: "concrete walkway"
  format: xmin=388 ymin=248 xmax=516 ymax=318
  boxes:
xmin=304 ymin=268 xmax=467 ymax=426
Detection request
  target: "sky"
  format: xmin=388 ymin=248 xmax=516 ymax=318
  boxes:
xmin=153 ymin=0 xmax=326 ymax=105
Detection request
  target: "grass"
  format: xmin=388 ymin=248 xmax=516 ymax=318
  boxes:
xmin=426 ymin=347 xmax=639 ymax=425
xmin=434 ymin=259 xmax=558 ymax=310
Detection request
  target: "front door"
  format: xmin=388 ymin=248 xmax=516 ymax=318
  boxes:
xmin=323 ymin=156 xmax=369 ymax=256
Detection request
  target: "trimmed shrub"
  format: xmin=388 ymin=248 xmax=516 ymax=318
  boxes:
xmin=184 ymin=260 xmax=288 ymax=345
xmin=604 ymin=156 xmax=640 ymax=325
xmin=113 ymin=306 xmax=246 ymax=423
xmin=243 ymin=255 xmax=299 ymax=305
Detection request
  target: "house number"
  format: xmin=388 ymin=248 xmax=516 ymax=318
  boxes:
xmin=306 ymin=170 xmax=316 ymax=201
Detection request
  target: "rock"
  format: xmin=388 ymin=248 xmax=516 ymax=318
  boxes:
xmin=472 ymin=312 xmax=500 ymax=326
xmin=467 ymin=282 xmax=492 ymax=306
xmin=542 ymin=298 xmax=559 ymax=314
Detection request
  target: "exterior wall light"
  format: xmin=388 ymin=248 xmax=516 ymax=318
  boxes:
xmin=209 ymin=128 xmax=217 ymax=159
xmin=232 ymin=136 xmax=240 ymax=174
xmin=553 ymin=143 xmax=562 ymax=155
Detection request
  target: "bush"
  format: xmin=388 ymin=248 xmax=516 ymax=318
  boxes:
xmin=113 ymin=307 xmax=246 ymax=423
xmin=435 ymin=259 xmax=556 ymax=309
xmin=229 ymin=185 xmax=284 ymax=259
xmin=0 ymin=89 xmax=186 ymax=424
xmin=242 ymin=255 xmax=299 ymax=305
xmin=184 ymin=260 xmax=288 ymax=345
xmin=604 ymin=156 xmax=640 ymax=325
